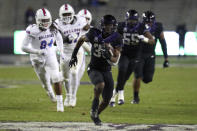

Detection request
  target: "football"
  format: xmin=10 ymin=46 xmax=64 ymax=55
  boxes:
xmin=105 ymin=43 xmax=114 ymax=56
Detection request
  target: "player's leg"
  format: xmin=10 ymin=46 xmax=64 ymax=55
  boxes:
xmin=142 ymin=55 xmax=155 ymax=84
xmin=131 ymin=59 xmax=144 ymax=104
xmin=46 ymin=56 xmax=64 ymax=112
xmin=109 ymin=55 xmax=130 ymax=107
xmin=117 ymin=57 xmax=136 ymax=105
xmin=88 ymin=69 xmax=104 ymax=125
xmin=32 ymin=60 xmax=56 ymax=103
xmin=60 ymin=59 xmax=71 ymax=107
xmin=70 ymin=49 xmax=85 ymax=107
xmin=98 ymin=71 xmax=114 ymax=114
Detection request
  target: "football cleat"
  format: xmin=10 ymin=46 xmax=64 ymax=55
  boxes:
xmin=69 ymin=97 xmax=77 ymax=107
xmin=64 ymin=95 xmax=70 ymax=107
xmin=47 ymin=91 xmax=56 ymax=103
xmin=109 ymin=102 xmax=115 ymax=107
xmin=90 ymin=110 xmax=102 ymax=126
xmin=109 ymin=89 xmax=117 ymax=107
xmin=57 ymin=100 xmax=64 ymax=112
xmin=118 ymin=90 xmax=124 ymax=105
xmin=131 ymin=97 xmax=140 ymax=104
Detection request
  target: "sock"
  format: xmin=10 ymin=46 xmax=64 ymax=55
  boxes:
xmin=134 ymin=91 xmax=139 ymax=99
xmin=91 ymin=98 xmax=99 ymax=112
xmin=56 ymin=95 xmax=63 ymax=103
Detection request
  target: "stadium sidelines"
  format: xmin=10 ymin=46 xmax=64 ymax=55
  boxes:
xmin=0 ymin=122 xmax=197 ymax=130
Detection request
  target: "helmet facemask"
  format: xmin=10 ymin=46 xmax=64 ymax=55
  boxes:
xmin=61 ymin=12 xmax=74 ymax=24
xmin=37 ymin=18 xmax=52 ymax=29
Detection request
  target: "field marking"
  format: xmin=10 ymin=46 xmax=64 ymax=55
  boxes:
xmin=0 ymin=122 xmax=196 ymax=131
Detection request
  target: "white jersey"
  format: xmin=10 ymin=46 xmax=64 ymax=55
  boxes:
xmin=55 ymin=16 xmax=87 ymax=56
xmin=22 ymin=24 xmax=63 ymax=61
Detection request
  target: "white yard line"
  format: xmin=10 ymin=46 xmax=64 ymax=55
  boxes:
xmin=0 ymin=122 xmax=196 ymax=131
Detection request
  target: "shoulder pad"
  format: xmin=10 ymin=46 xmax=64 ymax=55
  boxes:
xmin=26 ymin=24 xmax=40 ymax=37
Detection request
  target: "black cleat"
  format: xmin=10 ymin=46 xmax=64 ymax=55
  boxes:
xmin=131 ymin=98 xmax=140 ymax=104
xmin=90 ymin=110 xmax=102 ymax=126
xmin=109 ymin=102 xmax=115 ymax=107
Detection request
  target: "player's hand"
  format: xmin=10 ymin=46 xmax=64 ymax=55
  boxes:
xmin=38 ymin=49 xmax=47 ymax=56
xmin=69 ymin=55 xmax=78 ymax=68
xmin=101 ymin=45 xmax=112 ymax=60
xmin=136 ymin=35 xmax=149 ymax=43
xmin=163 ymin=60 xmax=169 ymax=68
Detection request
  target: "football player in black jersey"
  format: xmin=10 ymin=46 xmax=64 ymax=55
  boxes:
xmin=69 ymin=15 xmax=123 ymax=125
xmin=132 ymin=11 xmax=169 ymax=104
xmin=109 ymin=9 xmax=155 ymax=107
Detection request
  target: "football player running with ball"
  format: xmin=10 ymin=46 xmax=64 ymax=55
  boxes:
xmin=22 ymin=8 xmax=64 ymax=112
xmin=69 ymin=15 xmax=123 ymax=125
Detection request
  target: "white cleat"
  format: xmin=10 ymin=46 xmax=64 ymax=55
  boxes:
xmin=57 ymin=101 xmax=64 ymax=112
xmin=64 ymin=95 xmax=70 ymax=107
xmin=118 ymin=90 xmax=124 ymax=105
xmin=69 ymin=97 xmax=77 ymax=107
xmin=47 ymin=91 xmax=56 ymax=103
xmin=109 ymin=89 xmax=118 ymax=107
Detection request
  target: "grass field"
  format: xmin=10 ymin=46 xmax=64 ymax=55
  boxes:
xmin=0 ymin=56 xmax=197 ymax=124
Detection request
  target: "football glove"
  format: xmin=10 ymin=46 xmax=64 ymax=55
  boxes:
xmin=69 ymin=55 xmax=78 ymax=68
xmin=163 ymin=60 xmax=169 ymax=68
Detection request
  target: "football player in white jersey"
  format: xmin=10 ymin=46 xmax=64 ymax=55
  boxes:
xmin=22 ymin=8 xmax=64 ymax=112
xmin=77 ymin=8 xmax=92 ymax=97
xmin=55 ymin=4 xmax=90 ymax=107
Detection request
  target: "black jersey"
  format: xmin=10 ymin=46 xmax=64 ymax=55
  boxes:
xmin=141 ymin=22 xmax=163 ymax=54
xmin=118 ymin=22 xmax=149 ymax=59
xmin=86 ymin=27 xmax=123 ymax=72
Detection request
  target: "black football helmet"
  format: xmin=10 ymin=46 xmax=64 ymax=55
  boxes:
xmin=142 ymin=11 xmax=155 ymax=23
xmin=101 ymin=14 xmax=117 ymax=35
xmin=125 ymin=9 xmax=139 ymax=27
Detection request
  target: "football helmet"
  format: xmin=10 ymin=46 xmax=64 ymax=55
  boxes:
xmin=78 ymin=9 xmax=92 ymax=25
xmin=101 ymin=14 xmax=117 ymax=35
xmin=35 ymin=8 xmax=52 ymax=29
xmin=142 ymin=11 xmax=155 ymax=23
xmin=59 ymin=4 xmax=75 ymax=24
xmin=125 ymin=9 xmax=139 ymax=27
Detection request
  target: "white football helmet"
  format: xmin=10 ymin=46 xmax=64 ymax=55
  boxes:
xmin=35 ymin=8 xmax=52 ymax=29
xmin=78 ymin=9 xmax=92 ymax=25
xmin=59 ymin=4 xmax=75 ymax=24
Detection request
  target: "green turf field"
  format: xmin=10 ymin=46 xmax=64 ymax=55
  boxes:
xmin=0 ymin=57 xmax=197 ymax=124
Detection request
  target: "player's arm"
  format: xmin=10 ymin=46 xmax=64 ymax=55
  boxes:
xmin=69 ymin=35 xmax=89 ymax=67
xmin=109 ymin=47 xmax=121 ymax=65
xmin=159 ymin=32 xmax=169 ymax=67
xmin=143 ymin=31 xmax=155 ymax=44
xmin=22 ymin=33 xmax=44 ymax=55
xmin=55 ymin=31 xmax=64 ymax=57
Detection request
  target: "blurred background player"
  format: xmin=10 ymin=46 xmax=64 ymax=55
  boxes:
xmin=69 ymin=14 xmax=122 ymax=125
xmin=55 ymin=4 xmax=90 ymax=107
xmin=131 ymin=11 xmax=169 ymax=104
xmin=109 ymin=9 xmax=155 ymax=107
xmin=22 ymin=8 xmax=64 ymax=112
